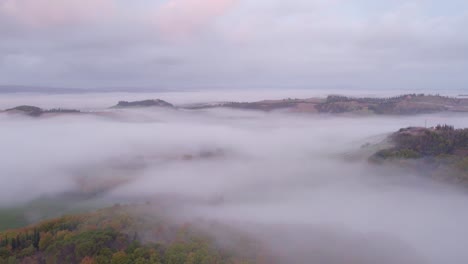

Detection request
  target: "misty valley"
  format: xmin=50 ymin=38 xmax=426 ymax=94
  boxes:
xmin=0 ymin=92 xmax=468 ymax=264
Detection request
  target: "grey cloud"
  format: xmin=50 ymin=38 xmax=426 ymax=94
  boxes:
xmin=0 ymin=0 xmax=467 ymax=89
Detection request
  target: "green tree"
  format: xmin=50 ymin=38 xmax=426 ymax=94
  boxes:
xmin=165 ymin=244 xmax=189 ymax=264
xmin=32 ymin=229 xmax=40 ymax=249
xmin=18 ymin=246 xmax=35 ymax=258
xmin=111 ymin=251 xmax=129 ymax=264
xmin=134 ymin=257 xmax=150 ymax=264
xmin=38 ymin=232 xmax=53 ymax=251
xmin=76 ymin=241 xmax=97 ymax=260
xmin=0 ymin=248 xmax=11 ymax=259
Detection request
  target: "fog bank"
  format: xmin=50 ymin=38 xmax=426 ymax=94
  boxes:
xmin=1 ymin=93 xmax=468 ymax=263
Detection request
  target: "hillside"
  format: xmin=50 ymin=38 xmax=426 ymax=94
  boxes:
xmin=370 ymin=125 xmax=468 ymax=184
xmin=182 ymin=94 xmax=468 ymax=115
xmin=0 ymin=205 xmax=268 ymax=264
xmin=317 ymin=94 xmax=468 ymax=114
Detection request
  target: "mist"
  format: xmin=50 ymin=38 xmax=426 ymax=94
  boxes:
xmin=1 ymin=92 xmax=468 ymax=263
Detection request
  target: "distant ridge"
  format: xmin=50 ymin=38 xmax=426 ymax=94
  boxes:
xmin=5 ymin=105 xmax=81 ymax=117
xmin=111 ymin=99 xmax=174 ymax=109
xmin=183 ymin=94 xmax=468 ymax=114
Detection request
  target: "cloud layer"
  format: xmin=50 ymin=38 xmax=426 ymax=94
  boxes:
xmin=0 ymin=0 xmax=467 ymax=89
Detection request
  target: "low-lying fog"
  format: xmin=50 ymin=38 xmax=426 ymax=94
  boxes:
xmin=1 ymin=92 xmax=468 ymax=264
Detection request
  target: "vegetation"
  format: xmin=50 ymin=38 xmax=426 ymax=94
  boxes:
xmin=371 ymin=125 xmax=468 ymax=184
xmin=385 ymin=125 xmax=468 ymax=157
xmin=46 ymin=109 xmax=81 ymax=114
xmin=112 ymin=100 xmax=174 ymax=109
xmin=318 ymin=94 xmax=458 ymax=115
xmin=6 ymin=106 xmax=43 ymax=117
xmin=5 ymin=106 xmax=80 ymax=117
xmin=0 ymin=205 xmax=267 ymax=264
xmin=184 ymin=93 xmax=468 ymax=115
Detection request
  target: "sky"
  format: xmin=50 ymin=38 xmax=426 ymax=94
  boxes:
xmin=0 ymin=0 xmax=467 ymax=90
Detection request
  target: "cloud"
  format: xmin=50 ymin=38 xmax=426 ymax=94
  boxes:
xmin=0 ymin=0 xmax=467 ymax=89
xmin=0 ymin=0 xmax=115 ymax=29
xmin=154 ymin=0 xmax=237 ymax=39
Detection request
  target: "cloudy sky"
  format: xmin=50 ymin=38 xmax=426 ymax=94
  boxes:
xmin=0 ymin=0 xmax=467 ymax=90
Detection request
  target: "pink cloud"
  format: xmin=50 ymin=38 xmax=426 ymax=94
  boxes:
xmin=0 ymin=0 xmax=114 ymax=28
xmin=155 ymin=0 xmax=237 ymax=39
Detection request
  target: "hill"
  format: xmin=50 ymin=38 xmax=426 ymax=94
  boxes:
xmin=183 ymin=94 xmax=468 ymax=115
xmin=317 ymin=94 xmax=464 ymax=114
xmin=5 ymin=106 xmax=81 ymax=117
xmin=0 ymin=204 xmax=268 ymax=264
xmin=111 ymin=100 xmax=174 ymax=109
xmin=370 ymin=125 xmax=468 ymax=184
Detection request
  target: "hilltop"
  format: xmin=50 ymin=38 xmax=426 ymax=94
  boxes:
xmin=373 ymin=125 xmax=468 ymax=159
xmin=370 ymin=125 xmax=468 ymax=184
xmin=111 ymin=100 xmax=174 ymax=109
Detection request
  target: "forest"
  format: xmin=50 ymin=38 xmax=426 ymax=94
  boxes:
xmin=0 ymin=205 xmax=265 ymax=264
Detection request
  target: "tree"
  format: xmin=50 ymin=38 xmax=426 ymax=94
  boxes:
xmin=0 ymin=235 xmax=7 ymax=247
xmin=76 ymin=241 xmax=96 ymax=260
xmin=38 ymin=232 xmax=53 ymax=251
xmin=10 ymin=239 xmax=16 ymax=251
xmin=165 ymin=244 xmax=189 ymax=264
xmin=134 ymin=257 xmax=149 ymax=264
xmin=32 ymin=229 xmax=40 ymax=249
xmin=0 ymin=248 xmax=11 ymax=259
xmin=111 ymin=251 xmax=129 ymax=264
xmin=81 ymin=256 xmax=97 ymax=264
xmin=15 ymin=236 xmax=20 ymax=250
xmin=18 ymin=245 xmax=35 ymax=258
